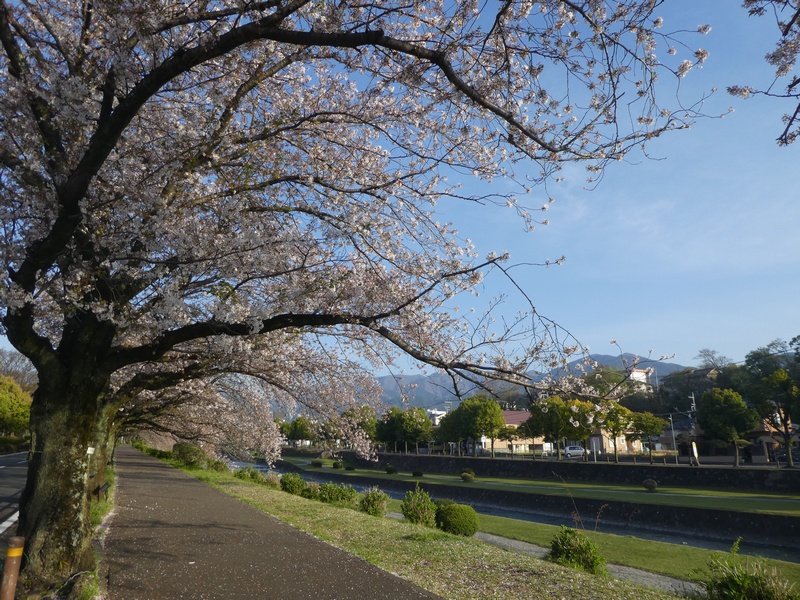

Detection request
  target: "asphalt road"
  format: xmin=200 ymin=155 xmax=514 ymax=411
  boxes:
xmin=0 ymin=452 xmax=26 ymax=535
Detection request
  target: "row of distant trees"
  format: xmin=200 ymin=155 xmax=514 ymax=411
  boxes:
xmin=279 ymin=396 xmax=507 ymax=458
xmin=550 ymin=338 xmax=800 ymax=467
xmin=278 ymin=336 xmax=800 ymax=467
xmin=278 ymin=393 xmax=671 ymax=463
xmin=679 ymin=340 xmax=799 ymax=467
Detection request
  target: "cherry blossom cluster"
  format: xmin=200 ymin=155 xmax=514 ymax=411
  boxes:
xmin=733 ymin=1 xmax=800 ymax=144
xmin=1 ymin=1 xmax=709 ymax=458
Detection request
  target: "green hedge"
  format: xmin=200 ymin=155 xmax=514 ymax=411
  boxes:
xmin=435 ymin=503 xmax=479 ymax=536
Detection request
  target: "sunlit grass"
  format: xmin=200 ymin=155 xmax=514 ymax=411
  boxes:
xmin=182 ymin=459 xmax=800 ymax=594
xmin=477 ymin=511 xmax=800 ymax=585
xmin=206 ymin=474 xmax=680 ymax=599
xmin=381 ymin=498 xmax=800 ymax=585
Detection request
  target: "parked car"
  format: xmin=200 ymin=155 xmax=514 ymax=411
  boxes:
xmin=564 ymin=445 xmax=586 ymax=458
xmin=774 ymin=447 xmax=800 ymax=464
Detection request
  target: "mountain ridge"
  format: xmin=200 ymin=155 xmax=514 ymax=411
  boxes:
xmin=376 ymin=353 xmax=690 ymax=408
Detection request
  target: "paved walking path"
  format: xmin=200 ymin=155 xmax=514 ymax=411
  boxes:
xmin=101 ymin=447 xmax=703 ymax=599
xmin=100 ymin=446 xmax=441 ymax=599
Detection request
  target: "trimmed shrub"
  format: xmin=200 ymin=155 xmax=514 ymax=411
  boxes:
xmin=401 ymin=483 xmax=436 ymax=527
xmin=345 ymin=464 xmax=356 ymax=471
xmin=280 ymin=472 xmax=307 ymax=496
xmin=460 ymin=467 xmax=475 ymax=476
xmin=263 ymin=471 xmax=281 ymax=488
xmin=332 ymin=460 xmax=344 ymax=469
xmin=548 ymin=526 xmax=606 ymax=575
xmin=435 ymin=503 xmax=479 ymax=536
xmin=234 ymin=467 xmax=267 ymax=484
xmin=703 ymin=538 xmax=800 ymax=600
xmin=359 ymin=487 xmax=390 ymax=517
xmin=208 ymin=460 xmax=230 ymax=473
xmin=642 ymin=479 xmax=658 ymax=492
xmin=172 ymin=442 xmax=207 ymax=468
xmin=433 ymin=499 xmax=455 ymax=528
xmin=133 ymin=441 xmax=172 ymax=460
xmin=301 ymin=482 xmax=321 ymax=500
xmin=412 ymin=470 xmax=424 ymax=477
xmin=144 ymin=446 xmax=173 ymax=460
xmin=460 ymin=472 xmax=475 ymax=482
xmin=310 ymin=459 xmax=324 ymax=467
xmin=318 ymin=482 xmax=359 ymax=506
xmin=385 ymin=464 xmax=397 ymax=474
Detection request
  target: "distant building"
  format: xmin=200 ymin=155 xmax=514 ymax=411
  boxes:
xmin=489 ymin=411 xmax=552 ymax=455
xmin=426 ymin=409 xmax=447 ymax=426
xmin=628 ymin=367 xmax=654 ymax=391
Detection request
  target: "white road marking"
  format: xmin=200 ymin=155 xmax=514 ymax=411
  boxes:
xmin=0 ymin=511 xmax=19 ymax=536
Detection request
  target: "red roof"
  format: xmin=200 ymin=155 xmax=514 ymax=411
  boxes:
xmin=503 ymin=410 xmax=530 ymax=426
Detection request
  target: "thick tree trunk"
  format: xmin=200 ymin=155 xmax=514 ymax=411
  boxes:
xmin=17 ymin=375 xmax=115 ymax=586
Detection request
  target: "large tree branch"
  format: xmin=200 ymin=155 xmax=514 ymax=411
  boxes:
xmin=254 ymin=26 xmax=561 ymax=154
xmin=10 ymin=0 xmax=311 ymax=293
xmin=0 ymin=1 xmax=25 ymax=78
xmin=0 ymin=147 xmax=48 ymax=188
xmin=105 ymin=251 xmax=503 ymax=372
xmin=146 ymin=1 xmax=284 ymax=35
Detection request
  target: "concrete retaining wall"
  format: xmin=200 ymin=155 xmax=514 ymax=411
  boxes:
xmin=338 ymin=452 xmax=800 ymax=493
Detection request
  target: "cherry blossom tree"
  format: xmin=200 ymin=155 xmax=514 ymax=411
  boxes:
xmin=732 ymin=1 xmax=800 ymax=143
xmin=1 ymin=0 xmax=708 ymax=586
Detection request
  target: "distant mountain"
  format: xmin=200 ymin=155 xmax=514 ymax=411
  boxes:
xmin=559 ymin=353 xmax=689 ymax=381
xmin=375 ymin=372 xmax=465 ymax=409
xmin=376 ymin=353 xmax=689 ymax=408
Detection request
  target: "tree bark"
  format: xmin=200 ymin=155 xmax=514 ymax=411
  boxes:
xmin=16 ymin=363 xmax=115 ymax=585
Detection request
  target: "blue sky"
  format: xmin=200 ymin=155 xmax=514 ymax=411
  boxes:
xmin=435 ymin=1 xmax=800 ymax=368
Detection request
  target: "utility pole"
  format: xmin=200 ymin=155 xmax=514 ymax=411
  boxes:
xmin=669 ymin=414 xmax=679 ymax=465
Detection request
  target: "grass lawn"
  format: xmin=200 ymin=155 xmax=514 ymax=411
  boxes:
xmin=173 ymin=461 xmax=800 ymax=596
xmin=279 ymin=455 xmax=800 ymax=585
xmin=283 ymin=456 xmax=800 ymax=516
xmin=455 ymin=508 xmax=800 ymax=585
xmin=379 ymin=498 xmax=800 ymax=585
xmin=194 ymin=470 xmax=682 ymax=599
